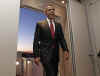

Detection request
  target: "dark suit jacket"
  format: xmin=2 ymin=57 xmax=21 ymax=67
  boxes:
xmin=33 ymin=19 xmax=68 ymax=64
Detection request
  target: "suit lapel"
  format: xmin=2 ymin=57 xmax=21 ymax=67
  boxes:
xmin=54 ymin=22 xmax=57 ymax=38
xmin=44 ymin=20 xmax=51 ymax=33
xmin=43 ymin=20 xmax=52 ymax=38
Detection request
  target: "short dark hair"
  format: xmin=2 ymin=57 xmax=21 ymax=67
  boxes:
xmin=44 ymin=3 xmax=54 ymax=13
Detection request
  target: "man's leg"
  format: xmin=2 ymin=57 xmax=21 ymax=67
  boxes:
xmin=43 ymin=62 xmax=58 ymax=76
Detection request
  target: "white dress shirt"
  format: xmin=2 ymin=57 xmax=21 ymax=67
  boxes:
xmin=47 ymin=18 xmax=55 ymax=32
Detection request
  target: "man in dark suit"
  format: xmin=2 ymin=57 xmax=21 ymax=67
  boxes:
xmin=33 ymin=4 xmax=69 ymax=76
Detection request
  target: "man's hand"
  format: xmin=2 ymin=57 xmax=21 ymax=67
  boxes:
xmin=64 ymin=51 xmax=69 ymax=60
xmin=34 ymin=57 xmax=40 ymax=65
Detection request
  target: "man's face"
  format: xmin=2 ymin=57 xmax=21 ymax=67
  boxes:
xmin=45 ymin=5 xmax=55 ymax=20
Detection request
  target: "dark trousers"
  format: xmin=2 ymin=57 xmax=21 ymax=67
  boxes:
xmin=42 ymin=61 xmax=58 ymax=76
xmin=40 ymin=48 xmax=59 ymax=76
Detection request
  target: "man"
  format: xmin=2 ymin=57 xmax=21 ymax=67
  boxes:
xmin=33 ymin=4 xmax=69 ymax=76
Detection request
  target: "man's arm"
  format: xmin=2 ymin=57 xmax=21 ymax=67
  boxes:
xmin=58 ymin=23 xmax=69 ymax=52
xmin=58 ymin=23 xmax=69 ymax=60
xmin=33 ymin=23 xmax=40 ymax=64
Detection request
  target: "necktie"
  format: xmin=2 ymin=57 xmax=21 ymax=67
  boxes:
xmin=50 ymin=20 xmax=55 ymax=38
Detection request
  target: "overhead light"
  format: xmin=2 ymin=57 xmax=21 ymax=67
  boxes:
xmin=61 ymin=1 xmax=65 ymax=4
xmin=27 ymin=61 xmax=31 ymax=64
xmin=16 ymin=61 xmax=19 ymax=65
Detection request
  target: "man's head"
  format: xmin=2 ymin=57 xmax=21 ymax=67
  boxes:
xmin=44 ymin=4 xmax=55 ymax=20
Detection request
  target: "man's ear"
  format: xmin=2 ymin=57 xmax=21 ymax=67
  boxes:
xmin=44 ymin=9 xmax=47 ymax=15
